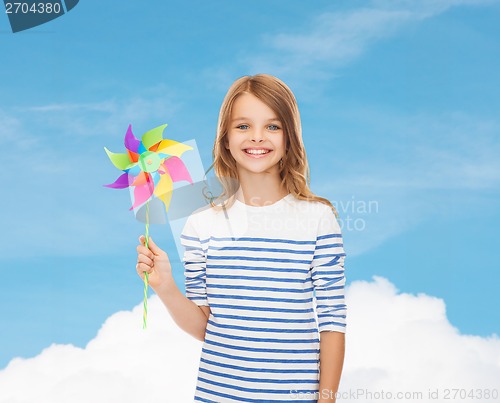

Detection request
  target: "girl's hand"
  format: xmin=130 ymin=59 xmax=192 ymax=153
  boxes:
xmin=136 ymin=235 xmax=172 ymax=292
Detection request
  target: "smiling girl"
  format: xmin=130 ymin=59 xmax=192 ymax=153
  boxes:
xmin=136 ymin=74 xmax=347 ymax=402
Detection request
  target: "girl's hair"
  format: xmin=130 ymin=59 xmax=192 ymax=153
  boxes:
xmin=207 ymin=73 xmax=339 ymax=218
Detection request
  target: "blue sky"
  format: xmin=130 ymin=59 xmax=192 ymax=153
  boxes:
xmin=0 ymin=0 xmax=499 ymax=369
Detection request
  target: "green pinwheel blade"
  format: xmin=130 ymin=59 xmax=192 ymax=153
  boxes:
xmin=142 ymin=124 xmax=168 ymax=149
xmin=104 ymin=147 xmax=134 ymax=170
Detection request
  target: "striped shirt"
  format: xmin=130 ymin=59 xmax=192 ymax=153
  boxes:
xmin=181 ymin=193 xmax=347 ymax=402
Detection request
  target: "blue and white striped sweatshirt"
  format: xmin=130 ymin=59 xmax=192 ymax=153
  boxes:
xmin=181 ymin=193 xmax=347 ymax=402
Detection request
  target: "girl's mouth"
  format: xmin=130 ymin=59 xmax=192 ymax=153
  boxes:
xmin=243 ymin=148 xmax=272 ymax=158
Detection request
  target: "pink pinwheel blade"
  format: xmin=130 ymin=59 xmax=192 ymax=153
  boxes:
xmin=124 ymin=124 xmax=141 ymax=153
xmin=163 ymin=156 xmax=193 ymax=184
xmin=104 ymin=173 xmax=131 ymax=189
xmin=130 ymin=177 xmax=154 ymax=210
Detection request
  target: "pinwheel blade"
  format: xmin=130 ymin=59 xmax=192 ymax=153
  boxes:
xmin=154 ymin=174 xmax=173 ymax=212
xmin=124 ymin=124 xmax=141 ymax=153
xmin=125 ymin=163 xmax=141 ymax=176
xmin=142 ymin=124 xmax=168 ymax=150
xmin=163 ymin=156 xmax=193 ymax=184
xmin=138 ymin=142 xmax=147 ymax=154
xmin=127 ymin=150 xmax=139 ymax=163
xmin=131 ymin=171 xmax=149 ymax=186
xmin=104 ymin=147 xmax=134 ymax=170
xmin=103 ymin=173 xmax=131 ymax=189
xmin=148 ymin=142 xmax=160 ymax=152
xmin=156 ymin=139 xmax=193 ymax=157
xmin=130 ymin=180 xmax=154 ymax=211
xmin=151 ymin=171 xmax=160 ymax=185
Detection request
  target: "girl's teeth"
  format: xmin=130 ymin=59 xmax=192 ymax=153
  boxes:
xmin=246 ymin=149 xmax=270 ymax=155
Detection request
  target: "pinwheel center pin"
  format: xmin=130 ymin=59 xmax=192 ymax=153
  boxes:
xmin=139 ymin=151 xmax=161 ymax=173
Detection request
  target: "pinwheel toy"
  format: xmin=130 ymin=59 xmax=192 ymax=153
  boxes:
xmin=104 ymin=123 xmax=193 ymax=329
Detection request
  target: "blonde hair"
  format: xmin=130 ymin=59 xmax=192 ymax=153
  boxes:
xmin=207 ymin=73 xmax=339 ymax=218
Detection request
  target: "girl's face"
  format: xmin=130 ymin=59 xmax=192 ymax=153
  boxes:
xmin=225 ymin=92 xmax=285 ymax=177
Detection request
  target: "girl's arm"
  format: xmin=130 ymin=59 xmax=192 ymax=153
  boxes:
xmin=153 ymin=276 xmax=210 ymax=342
xmin=310 ymin=208 xmax=348 ymax=402
xmin=136 ymin=236 xmax=210 ymax=342
xmin=318 ymin=331 xmax=345 ymax=402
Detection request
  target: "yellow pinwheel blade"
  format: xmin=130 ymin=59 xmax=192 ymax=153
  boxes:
xmin=156 ymin=139 xmax=193 ymax=157
xmin=154 ymin=174 xmax=173 ymax=212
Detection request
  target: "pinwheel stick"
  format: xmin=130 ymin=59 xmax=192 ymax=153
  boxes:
xmin=104 ymin=123 xmax=195 ymax=330
xmin=143 ymin=201 xmax=150 ymax=330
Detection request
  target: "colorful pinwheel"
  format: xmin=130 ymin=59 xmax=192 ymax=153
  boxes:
xmin=104 ymin=123 xmax=193 ymax=213
xmin=104 ymin=123 xmax=193 ymax=329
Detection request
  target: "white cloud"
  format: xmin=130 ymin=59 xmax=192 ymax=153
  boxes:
xmin=1 ymin=277 xmax=498 ymax=403
xmin=348 ymin=110 xmax=500 ymax=190
xmin=199 ymin=1 xmax=500 ymax=258
xmin=0 ymin=296 xmax=202 ymax=403
xmin=328 ymin=110 xmax=500 ymax=195
xmin=372 ymin=0 xmax=498 ymax=16
xmin=14 ymin=84 xmax=182 ymax=140
xmin=341 ymin=276 xmax=500 ymax=402
xmin=240 ymin=0 xmax=496 ymax=83
xmin=314 ymin=109 xmax=500 ymax=256
xmin=0 ymin=109 xmax=35 ymax=150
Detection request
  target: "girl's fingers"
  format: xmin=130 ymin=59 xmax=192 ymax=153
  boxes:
xmin=136 ymin=261 xmax=153 ymax=275
xmin=136 ymin=236 xmax=159 ymax=279
xmin=136 ymin=263 xmax=143 ymax=277
xmin=137 ymin=253 xmax=154 ymax=267
xmin=136 ymin=244 xmax=154 ymax=260
xmin=146 ymin=237 xmax=162 ymax=256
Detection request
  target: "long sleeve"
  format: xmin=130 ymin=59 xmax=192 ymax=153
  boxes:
xmin=311 ymin=207 xmax=347 ymax=333
xmin=180 ymin=215 xmax=209 ymax=307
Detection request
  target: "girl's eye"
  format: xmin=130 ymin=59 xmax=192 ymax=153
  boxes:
xmin=268 ymin=124 xmax=280 ymax=131
xmin=237 ymin=124 xmax=249 ymax=130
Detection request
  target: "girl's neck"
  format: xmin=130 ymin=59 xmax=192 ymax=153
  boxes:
xmin=235 ymin=170 xmax=288 ymax=207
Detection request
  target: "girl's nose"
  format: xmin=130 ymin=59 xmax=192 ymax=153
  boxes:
xmin=250 ymin=128 xmax=264 ymax=142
